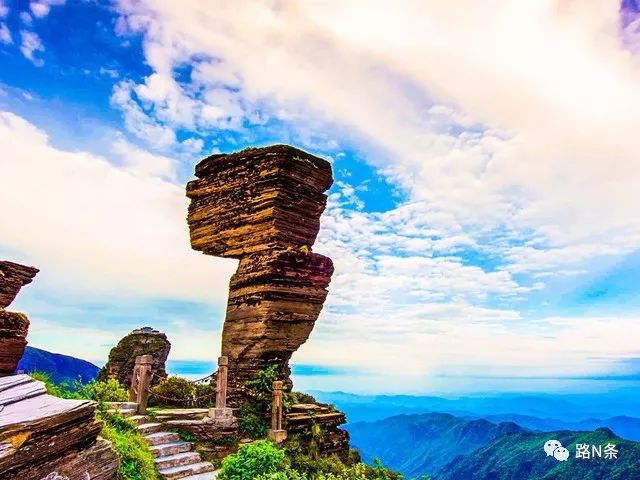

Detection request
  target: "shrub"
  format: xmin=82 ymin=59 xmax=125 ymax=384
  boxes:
xmin=194 ymin=382 xmax=215 ymax=407
xmin=246 ymin=365 xmax=278 ymax=400
xmin=98 ymin=409 xmax=158 ymax=480
xmin=150 ymin=376 xmax=195 ymax=406
xmin=219 ymin=440 xmax=285 ymax=480
xmin=83 ymin=378 xmax=129 ymax=402
xmin=237 ymin=403 xmax=269 ymax=439
xmin=29 ymin=372 xmax=79 ymax=399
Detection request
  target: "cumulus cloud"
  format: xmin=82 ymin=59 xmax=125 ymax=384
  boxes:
xmin=0 ymin=111 xmax=236 ymax=302
xmin=29 ymin=0 xmax=65 ymax=19
xmin=0 ymin=23 xmax=10 ymax=44
xmin=104 ymin=0 xmax=640 ymax=385
xmin=112 ymin=0 xmax=640 ymax=275
xmin=19 ymin=30 xmax=44 ymax=65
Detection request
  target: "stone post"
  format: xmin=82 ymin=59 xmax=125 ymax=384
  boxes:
xmin=209 ymin=356 xmax=234 ymax=424
xmin=268 ymin=380 xmax=287 ymax=443
xmin=216 ymin=356 xmax=228 ymax=408
xmin=129 ymin=355 xmax=153 ymax=414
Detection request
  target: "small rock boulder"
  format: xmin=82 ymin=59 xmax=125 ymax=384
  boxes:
xmin=98 ymin=327 xmax=171 ymax=388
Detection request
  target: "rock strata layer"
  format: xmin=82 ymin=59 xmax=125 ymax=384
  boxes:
xmin=0 ymin=311 xmax=30 ymax=377
xmin=98 ymin=328 xmax=171 ymax=388
xmin=186 ymin=145 xmax=334 ymax=404
xmin=0 ymin=260 xmax=38 ymax=376
xmin=0 ymin=261 xmax=38 ymax=309
xmin=0 ymin=374 xmax=118 ymax=479
xmin=286 ymin=403 xmax=351 ymax=460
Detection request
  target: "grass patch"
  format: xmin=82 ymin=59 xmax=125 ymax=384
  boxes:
xmin=98 ymin=408 xmax=159 ymax=480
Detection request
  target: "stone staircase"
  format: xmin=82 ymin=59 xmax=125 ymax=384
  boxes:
xmin=107 ymin=402 xmax=218 ymax=480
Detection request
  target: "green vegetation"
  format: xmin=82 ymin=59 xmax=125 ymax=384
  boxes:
xmin=28 ymin=371 xmax=128 ymax=402
xmin=84 ymin=377 xmax=129 ymax=402
xmin=438 ymin=428 xmax=640 ymax=480
xmin=218 ymin=440 xmax=402 ymax=480
xmin=149 ymin=375 xmax=214 ymax=407
xmin=219 ymin=440 xmax=285 ymax=480
xmin=236 ymin=365 xmax=278 ymax=438
xmin=238 ymin=403 xmax=269 ymax=438
xmin=98 ymin=407 xmax=159 ymax=480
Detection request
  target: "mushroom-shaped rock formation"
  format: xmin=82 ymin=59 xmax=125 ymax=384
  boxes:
xmin=0 ymin=261 xmax=39 ymax=377
xmin=98 ymin=327 xmax=171 ymax=388
xmin=186 ymin=145 xmax=334 ymax=405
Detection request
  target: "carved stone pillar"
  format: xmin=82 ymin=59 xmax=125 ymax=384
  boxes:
xmin=268 ymin=380 xmax=287 ymax=443
xmin=129 ymin=354 xmax=153 ymax=414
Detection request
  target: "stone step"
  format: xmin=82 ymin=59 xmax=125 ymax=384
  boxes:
xmin=136 ymin=422 xmax=162 ymax=435
xmin=144 ymin=431 xmax=181 ymax=446
xmin=155 ymin=451 xmax=202 ymax=470
xmin=181 ymin=471 xmax=219 ymax=480
xmin=151 ymin=441 xmax=192 ymax=457
xmin=129 ymin=415 xmax=149 ymax=425
xmin=107 ymin=408 xmax=137 ymax=418
xmin=159 ymin=461 xmax=215 ymax=480
xmin=105 ymin=401 xmax=138 ymax=410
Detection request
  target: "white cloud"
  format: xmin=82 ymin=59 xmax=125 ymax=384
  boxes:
xmin=0 ymin=1 xmax=8 ymax=17
xmin=29 ymin=0 xmax=65 ymax=19
xmin=111 ymin=138 xmax=176 ymax=179
xmin=19 ymin=30 xmax=44 ymax=65
xmin=0 ymin=23 xmax=11 ymax=44
xmin=112 ymin=0 xmax=640 ymax=277
xmin=0 ymin=111 xmax=236 ymax=303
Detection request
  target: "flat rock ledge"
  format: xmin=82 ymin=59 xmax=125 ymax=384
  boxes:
xmin=0 ymin=374 xmax=118 ymax=480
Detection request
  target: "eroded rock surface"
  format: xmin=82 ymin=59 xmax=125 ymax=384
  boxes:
xmin=0 ymin=261 xmax=38 ymax=309
xmin=0 ymin=260 xmax=38 ymax=376
xmin=0 ymin=374 xmax=118 ymax=480
xmin=98 ymin=327 xmax=171 ymax=388
xmin=186 ymin=145 xmax=334 ymax=404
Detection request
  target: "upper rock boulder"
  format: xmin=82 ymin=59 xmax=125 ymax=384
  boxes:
xmin=0 ymin=261 xmax=39 ymax=309
xmin=186 ymin=144 xmax=333 ymax=258
xmin=98 ymin=327 xmax=171 ymax=388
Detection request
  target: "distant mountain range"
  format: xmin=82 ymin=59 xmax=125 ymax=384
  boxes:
xmin=310 ymin=390 xmax=640 ymax=424
xmin=438 ymin=427 xmax=640 ymax=480
xmin=348 ymin=413 xmax=640 ymax=479
xmin=347 ymin=412 xmax=524 ymax=478
xmin=472 ymin=413 xmax=640 ymax=442
xmin=17 ymin=346 xmax=99 ymax=384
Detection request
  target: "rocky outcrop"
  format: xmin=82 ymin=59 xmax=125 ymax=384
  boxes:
xmin=0 ymin=260 xmax=38 ymax=377
xmin=186 ymin=145 xmax=334 ymax=405
xmin=286 ymin=403 xmax=351 ymax=461
xmin=98 ymin=327 xmax=171 ymax=388
xmin=0 ymin=374 xmax=118 ymax=480
xmin=0 ymin=261 xmax=38 ymax=309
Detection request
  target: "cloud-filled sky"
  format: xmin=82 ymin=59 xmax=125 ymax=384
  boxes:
xmin=1 ymin=0 xmax=640 ymax=394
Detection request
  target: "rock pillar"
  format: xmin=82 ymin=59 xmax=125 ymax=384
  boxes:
xmin=0 ymin=261 xmax=38 ymax=377
xmin=186 ymin=145 xmax=334 ymax=406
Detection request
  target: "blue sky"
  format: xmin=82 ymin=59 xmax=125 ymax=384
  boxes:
xmin=1 ymin=0 xmax=640 ymax=395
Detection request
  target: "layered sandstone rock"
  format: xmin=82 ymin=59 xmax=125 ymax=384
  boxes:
xmin=0 ymin=261 xmax=38 ymax=309
xmin=0 ymin=260 xmax=38 ymax=376
xmin=98 ymin=327 xmax=171 ymax=388
xmin=0 ymin=311 xmax=30 ymax=377
xmin=186 ymin=145 xmax=334 ymax=405
xmin=0 ymin=374 xmax=118 ymax=480
xmin=286 ymin=403 xmax=351 ymax=461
